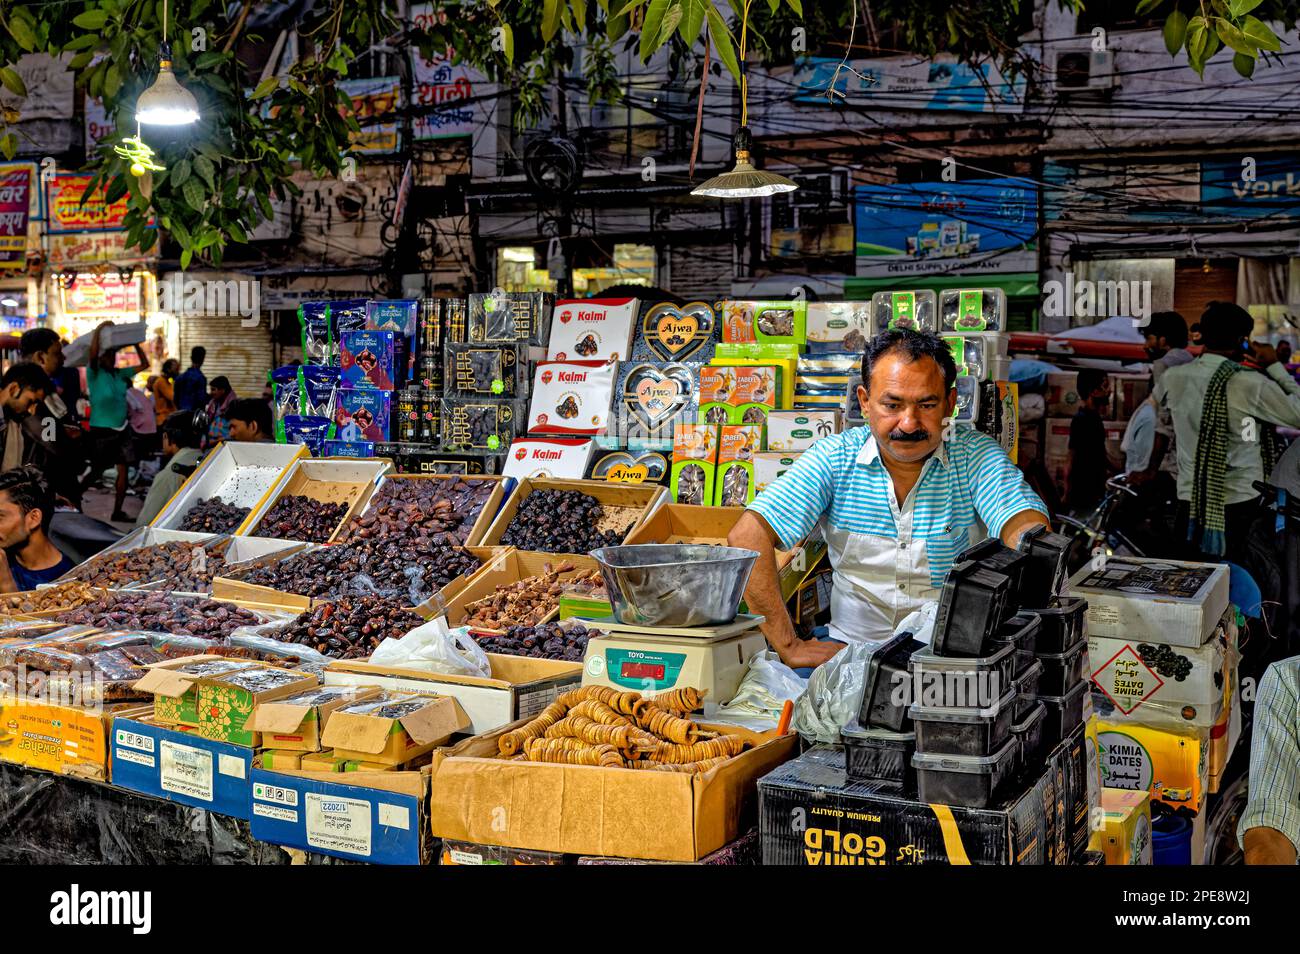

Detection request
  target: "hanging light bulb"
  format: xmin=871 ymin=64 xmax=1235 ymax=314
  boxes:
xmin=136 ymin=0 xmax=200 ymax=125
xmin=691 ymin=0 xmax=796 ymax=200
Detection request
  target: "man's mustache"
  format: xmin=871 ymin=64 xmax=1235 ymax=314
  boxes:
xmin=889 ymin=429 xmax=930 ymax=443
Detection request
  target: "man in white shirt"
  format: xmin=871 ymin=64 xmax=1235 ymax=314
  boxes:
xmin=1153 ymin=301 xmax=1300 ymax=562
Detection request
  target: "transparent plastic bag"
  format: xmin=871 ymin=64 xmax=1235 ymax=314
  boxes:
xmin=368 ymin=616 xmax=491 ymax=677
xmin=713 ymin=650 xmax=806 ymax=731
xmin=790 ymin=641 xmax=876 ymax=743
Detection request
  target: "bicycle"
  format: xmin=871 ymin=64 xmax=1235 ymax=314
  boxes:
xmin=1054 ymin=476 xmax=1146 ymax=574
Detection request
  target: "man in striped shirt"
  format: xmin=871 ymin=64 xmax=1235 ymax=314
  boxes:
xmin=729 ymin=329 xmax=1050 ymax=669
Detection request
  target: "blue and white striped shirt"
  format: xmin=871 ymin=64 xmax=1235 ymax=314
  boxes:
xmin=747 ymin=425 xmax=1047 ymax=644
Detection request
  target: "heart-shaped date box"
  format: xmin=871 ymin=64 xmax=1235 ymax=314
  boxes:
xmin=639 ymin=301 xmax=716 ymax=361
xmin=622 ymin=363 xmax=694 ymax=431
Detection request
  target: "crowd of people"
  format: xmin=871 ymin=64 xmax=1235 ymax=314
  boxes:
xmin=0 ymin=323 xmax=277 ymax=593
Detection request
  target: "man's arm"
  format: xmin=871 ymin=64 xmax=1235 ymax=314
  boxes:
xmin=965 ymin=431 xmax=1051 ymax=544
xmin=1239 ymin=662 xmax=1300 ymax=864
xmin=1244 ymin=828 xmax=1297 ymax=866
xmin=999 ymin=508 xmax=1050 ymax=548
xmin=1246 ymin=346 xmax=1300 ymax=429
xmin=88 ymin=321 xmax=109 ymax=368
xmin=728 ymin=511 xmax=843 ymax=669
xmin=0 ymin=550 xmax=17 ymax=595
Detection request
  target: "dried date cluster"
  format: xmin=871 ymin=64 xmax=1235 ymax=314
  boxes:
xmin=337 ymin=478 xmax=496 ymax=547
xmin=255 ymin=494 xmax=349 ymax=543
xmin=0 ymin=580 xmax=96 ymax=612
xmin=180 ymin=497 xmax=251 ymax=534
xmin=241 ymin=542 xmax=480 ymax=600
xmin=274 ymin=596 xmax=426 ymax=659
xmin=70 ymin=541 xmax=230 ymax=591
xmin=500 ymin=490 xmax=632 ymax=554
xmin=475 ymin=621 xmax=594 ymax=661
xmin=53 ymin=593 xmax=261 ymax=638
xmin=462 ymin=562 xmax=601 ymax=631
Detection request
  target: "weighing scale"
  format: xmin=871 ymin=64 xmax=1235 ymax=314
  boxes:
xmin=580 ymin=614 xmax=769 ymax=711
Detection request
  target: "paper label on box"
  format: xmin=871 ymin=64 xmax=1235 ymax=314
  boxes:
xmin=218 ymin=753 xmax=246 ymax=779
xmin=378 ymin=803 xmax=410 ymax=830
xmin=114 ymin=748 xmax=155 ymax=769
xmin=449 ymin=849 xmax=486 ymax=865
xmin=1090 ymin=644 xmax=1165 ymax=715
xmin=160 ymin=740 xmax=214 ymax=802
xmin=116 ymin=727 xmax=156 ymax=752
xmin=518 ymin=685 xmax=561 ymax=720
xmin=306 ymin=793 xmax=372 ymax=855
xmin=1091 ymin=603 xmax=1121 ymax=626
xmin=528 ymin=361 xmax=616 ymax=435
xmin=254 ymin=781 xmax=300 ymax=807
xmin=502 ymin=438 xmax=595 ymax=480
xmin=548 ymin=298 xmax=638 ymax=361
xmin=253 ymin=803 xmax=299 ymax=823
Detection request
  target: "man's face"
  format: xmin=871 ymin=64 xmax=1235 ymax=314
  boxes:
xmin=1092 ymin=379 xmax=1112 ymax=410
xmin=228 ymin=417 xmax=260 ymax=442
xmin=858 ymin=352 xmax=955 ymax=465
xmin=210 ymin=386 xmax=229 ymax=403
xmin=1144 ymin=334 xmax=1167 ymax=361
xmin=33 ymin=341 xmax=64 ymax=375
xmin=3 ymin=384 xmax=45 ymax=415
xmin=0 ymin=494 xmax=37 ymax=552
xmin=162 ymin=433 xmax=179 ymax=457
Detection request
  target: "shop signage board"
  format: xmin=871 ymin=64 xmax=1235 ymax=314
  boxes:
xmin=339 ymin=77 xmax=402 ymax=154
xmin=0 ymin=163 xmax=32 ymax=269
xmin=0 ymin=53 xmax=74 ymax=121
xmin=59 ymin=273 xmax=141 ymax=318
xmin=1201 ymin=156 xmax=1300 ymax=220
xmin=854 ymin=178 xmax=1039 ymax=278
xmin=45 ymin=172 xmax=133 ymax=233
xmin=409 ymin=2 xmax=486 ymax=139
xmin=791 ymin=54 xmax=1026 ymax=114
xmin=84 ymin=95 xmax=113 ymax=150
xmin=46 ymin=231 xmax=139 ymax=267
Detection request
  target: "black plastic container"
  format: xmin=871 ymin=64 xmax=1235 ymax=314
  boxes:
xmin=1031 ymin=597 xmax=1087 ymax=655
xmin=958 ymin=538 xmax=1030 ymax=614
xmin=1017 ymin=525 xmax=1072 ymax=607
xmin=1036 ymin=638 xmax=1088 ymax=696
xmin=1012 ymin=658 xmax=1043 ymax=719
xmin=990 ymin=613 xmax=1040 ymax=673
xmin=841 ymin=723 xmax=917 ymax=791
xmin=1012 ymin=701 xmax=1047 ymax=769
xmin=931 ymin=561 xmax=1012 ymax=657
xmin=908 ymin=642 xmax=1015 ymax=709
xmin=909 ymin=687 xmax=1017 ymax=757
xmin=912 ymin=737 xmax=1019 ymax=809
xmin=1039 ymin=679 xmax=1088 ymax=749
xmin=857 ymin=632 xmax=925 ymax=731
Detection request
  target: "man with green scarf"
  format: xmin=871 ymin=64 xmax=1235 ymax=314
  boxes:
xmin=1154 ymin=301 xmax=1300 ymax=562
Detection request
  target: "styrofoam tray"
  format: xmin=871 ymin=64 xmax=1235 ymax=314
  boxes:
xmin=151 ymin=441 xmax=308 ymax=532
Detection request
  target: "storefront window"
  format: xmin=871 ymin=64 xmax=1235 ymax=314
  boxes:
xmin=573 ymin=243 xmax=655 ymax=295
xmin=495 ymin=246 xmax=556 ymax=293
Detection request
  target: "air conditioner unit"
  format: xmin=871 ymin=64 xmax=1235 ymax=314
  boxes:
xmin=1054 ymin=49 xmax=1116 ymax=91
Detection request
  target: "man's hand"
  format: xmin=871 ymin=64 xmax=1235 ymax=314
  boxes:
xmin=1250 ymin=341 xmax=1279 ymax=369
xmin=777 ymin=638 xmax=846 ymax=669
xmin=1243 ymin=826 xmax=1297 ymax=865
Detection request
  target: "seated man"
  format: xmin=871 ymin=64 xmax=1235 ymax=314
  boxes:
xmin=226 ymin=397 xmax=274 ymax=443
xmin=729 ymin=329 xmax=1049 ymax=669
xmin=136 ymin=411 xmax=206 ymax=527
xmin=0 ymin=465 xmax=76 ymax=592
xmin=1240 ymin=656 xmax=1300 ymax=864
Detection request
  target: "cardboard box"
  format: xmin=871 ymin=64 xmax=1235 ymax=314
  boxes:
xmin=151 ymin=441 xmax=308 ymax=533
xmin=1088 ymin=788 xmax=1153 ymax=865
xmin=714 ymin=425 xmax=761 ymax=507
xmin=445 ymin=341 xmax=528 ymax=397
xmin=250 ymin=685 xmax=382 ymax=752
xmin=527 ymin=360 xmax=617 ymax=436
xmin=577 ymin=829 xmax=761 ymax=865
xmin=1044 ymin=416 xmax=1072 ymax=458
xmin=441 ymin=840 xmax=573 ymax=865
xmin=194 ymin=666 xmax=319 ymax=746
xmin=111 ymin=715 xmax=255 ymax=819
xmin=501 ymin=438 xmax=596 ymax=481
xmin=1088 ymin=630 xmax=1229 ymax=717
xmin=334 ymin=389 xmax=391 ymax=442
xmin=718 ymin=299 xmax=807 ymax=346
xmin=1088 ymin=718 xmax=1209 ymax=815
xmin=320 ymin=691 xmax=469 ymax=766
xmin=765 ymin=411 xmax=839 ymax=452
xmin=670 ymin=422 xmax=718 ymax=506
xmin=1209 ymin=668 xmax=1240 ymax=794
xmin=300 ymin=750 xmax=347 ymax=772
xmin=346 ymin=473 xmax=508 ymax=547
xmin=630 ymin=301 xmax=719 ymax=363
xmin=0 ymin=700 xmax=139 ymax=780
xmin=339 ymin=329 xmax=397 ymax=390
xmin=758 ymin=741 xmax=1076 ymax=865
xmin=261 ymin=749 xmax=305 ymax=771
xmin=1103 ymin=419 xmax=1126 ymax=469
xmin=480 ymin=477 xmax=665 ymax=555
xmin=729 ymin=366 xmax=779 ymax=424
xmin=754 ymin=452 xmax=799 ymax=496
xmin=438 ymin=549 xmax=600 ymax=632
xmin=712 ymin=346 xmax=799 ymax=409
xmin=250 ymin=766 xmax=433 ymax=864
xmin=547 ymin=297 xmax=639 ymax=362
xmin=466 ymin=291 xmax=553 ymax=348
xmin=586 ymin=449 xmax=670 ymax=485
xmin=137 ymin=655 xmax=261 ymax=729
xmin=241 ymin=457 xmax=390 ymax=543
xmin=324 ymin=654 xmax=583 ymax=736
xmin=1068 ymin=559 xmax=1230 ymax=648
xmin=427 ymin=721 xmax=797 ymax=862
xmin=614 ymin=360 xmax=705 ymax=451
xmin=806 ymin=301 xmax=871 ymax=351
xmin=697 ymin=365 xmax=733 ymax=426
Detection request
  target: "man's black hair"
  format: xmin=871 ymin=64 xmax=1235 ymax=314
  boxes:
xmin=19 ymin=328 xmax=61 ymax=358
xmin=1 ymin=361 xmax=52 ymax=395
xmin=1146 ymin=311 xmax=1188 ymax=349
xmin=1076 ymin=368 xmax=1109 ymax=400
xmin=190 ymin=346 xmax=206 ymax=366
xmin=0 ymin=465 xmax=54 ymax=532
xmin=161 ymin=410 xmax=202 ymax=449
xmin=209 ymin=375 xmax=232 ymax=393
xmin=861 ymin=329 xmax=958 ymax=393
xmin=226 ymin=398 xmax=272 ymax=438
xmin=1199 ymin=301 xmax=1253 ymax=351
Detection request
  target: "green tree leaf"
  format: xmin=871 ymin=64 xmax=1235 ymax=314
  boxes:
xmin=104 ymin=174 xmax=128 ymax=204
xmin=63 ymin=34 xmax=100 ymax=51
xmin=104 ymin=63 xmax=123 ymax=100
xmin=659 ymin=3 xmax=684 ymax=47
xmin=252 ymin=76 xmax=279 ymax=99
xmin=572 ymin=0 xmax=588 ymax=31
xmin=1135 ymin=0 xmax=1164 ymax=14
xmin=72 ymin=10 xmax=109 ymax=30
xmin=182 ymin=177 xmax=206 ymax=211
xmin=705 ymin=3 xmax=740 ymax=82
xmin=1228 ymin=0 xmax=1264 ymax=16
xmin=785 ymin=0 xmax=802 ymax=15
xmin=68 ymin=51 xmax=95 ymax=70
xmin=1232 ymin=50 xmax=1256 ymax=76
xmin=500 ymin=22 xmax=514 ymax=65
xmin=194 ymin=51 xmax=226 ymax=70
xmin=0 ymin=67 xmax=26 ymax=97
xmin=1215 ymin=18 xmax=1255 ymax=55
xmin=180 ymin=247 xmax=193 ymax=269
xmin=1163 ymin=9 xmax=1188 ymax=54
xmin=171 ymin=158 xmax=192 ymax=188
xmin=193 ymin=154 xmax=216 ymax=191
xmin=679 ymin=0 xmax=706 ymax=44
xmin=640 ymin=0 xmax=671 ymax=61
xmin=1241 ymin=15 xmax=1281 ymax=51
xmin=1186 ymin=15 xmax=1210 ymax=75
xmin=7 ymin=18 xmax=38 ymax=51
xmin=542 ymin=0 xmax=564 ymax=41
xmin=0 ymin=134 xmax=15 ymax=161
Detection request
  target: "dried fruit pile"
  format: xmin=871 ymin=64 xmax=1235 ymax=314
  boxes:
xmin=337 ymin=477 xmax=496 ymax=547
xmin=474 ymin=621 xmax=594 ymax=661
xmin=254 ymin=494 xmax=349 ymax=543
xmin=68 ymin=541 xmax=230 ymax=591
xmin=462 ymin=562 xmax=601 ymax=631
xmin=53 ymin=593 xmax=262 ymax=638
xmin=180 ymin=497 xmax=250 ymax=534
xmin=0 ymin=580 xmax=97 ymax=612
xmin=500 ymin=490 xmax=633 ymax=554
xmin=272 ymin=596 xmax=426 ymax=658
xmin=239 ymin=543 xmax=480 ymax=600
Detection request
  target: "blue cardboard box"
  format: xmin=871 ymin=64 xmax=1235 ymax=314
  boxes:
xmin=249 ymin=768 xmax=430 ymax=865
xmin=334 ymin=388 xmax=391 ymax=442
xmin=110 ymin=717 xmax=254 ymax=819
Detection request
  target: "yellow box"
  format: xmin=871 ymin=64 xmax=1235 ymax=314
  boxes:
xmin=299 ymin=750 xmax=347 ymax=772
xmin=1089 ymin=719 xmax=1208 ymax=814
xmin=1087 ymin=788 xmax=1152 ymax=865
xmin=260 ymin=749 xmax=304 ymax=771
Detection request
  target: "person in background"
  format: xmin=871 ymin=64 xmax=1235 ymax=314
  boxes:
xmin=174 ymin=346 xmax=208 ymax=412
xmin=0 ymin=362 xmax=52 ymax=471
xmin=1240 ymin=655 xmax=1300 ymax=865
xmin=83 ymin=321 xmax=148 ymax=523
xmin=18 ymin=328 xmax=86 ymax=506
xmin=1278 ymin=340 xmax=1293 ymax=368
xmin=1131 ymin=312 xmax=1195 ymax=496
xmin=135 ymin=411 xmax=205 ymax=527
xmin=152 ymin=358 xmax=179 ymax=425
xmin=202 ymin=376 xmax=236 ymax=448
xmin=0 ymin=466 xmax=76 ymax=593
xmin=1190 ymin=322 xmax=1203 ymax=347
xmin=1145 ymin=311 xmax=1195 ymax=383
xmin=226 ymin=397 xmax=274 ymax=443
xmin=19 ymin=327 xmax=64 ymax=380
xmin=1065 ymin=369 xmax=1112 ymax=514
xmin=1153 ymin=301 xmax=1300 ymax=563
xmin=127 ymin=381 xmax=158 ymax=469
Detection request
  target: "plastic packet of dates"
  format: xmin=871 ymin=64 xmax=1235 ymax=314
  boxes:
xmin=223 ymin=625 xmax=332 ymax=667
xmin=368 ymin=615 xmax=490 ymax=678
